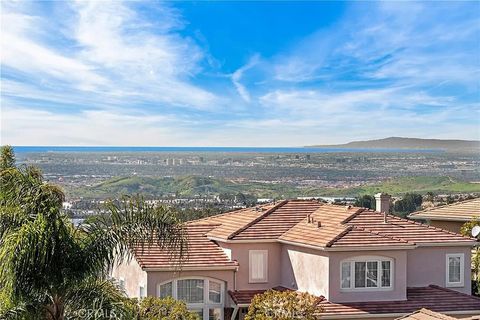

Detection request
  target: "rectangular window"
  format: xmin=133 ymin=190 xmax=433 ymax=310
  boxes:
xmin=382 ymin=261 xmax=391 ymax=287
xmin=446 ymin=253 xmax=464 ymax=287
xmin=177 ymin=279 xmax=204 ymax=303
xmin=159 ymin=282 xmax=172 ymax=298
xmin=119 ymin=278 xmax=125 ymax=290
xmin=342 ymin=258 xmax=393 ymax=290
xmin=341 ymin=262 xmax=351 ymax=289
xmin=366 ymin=261 xmax=378 ymax=287
xmin=249 ymin=250 xmax=268 ymax=283
xmin=354 ymin=262 xmax=366 ymax=288
xmin=139 ymin=285 xmax=145 ymax=298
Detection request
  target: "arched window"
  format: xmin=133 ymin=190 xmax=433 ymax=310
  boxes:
xmin=157 ymin=277 xmax=224 ymax=320
xmin=340 ymin=256 xmax=393 ymax=291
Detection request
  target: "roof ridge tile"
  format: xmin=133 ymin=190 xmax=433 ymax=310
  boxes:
xmin=325 ymin=225 xmax=354 ymax=247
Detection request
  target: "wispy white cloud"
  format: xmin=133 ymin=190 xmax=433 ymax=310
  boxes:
xmin=1 ymin=0 xmax=220 ymax=110
xmin=231 ymin=54 xmax=260 ymax=102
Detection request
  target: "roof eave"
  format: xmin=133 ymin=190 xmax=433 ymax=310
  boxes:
xmin=142 ymin=265 xmax=239 ymax=272
xmin=409 ymin=214 xmax=474 ymax=222
xmin=319 ymin=310 xmax=480 ymax=320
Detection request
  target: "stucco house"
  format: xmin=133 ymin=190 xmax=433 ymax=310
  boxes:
xmin=112 ymin=194 xmax=480 ymax=319
xmin=409 ymin=197 xmax=480 ymax=233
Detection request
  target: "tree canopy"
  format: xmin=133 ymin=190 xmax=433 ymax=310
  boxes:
xmin=0 ymin=147 xmax=187 ymax=319
xmin=245 ymin=289 xmax=322 ymax=320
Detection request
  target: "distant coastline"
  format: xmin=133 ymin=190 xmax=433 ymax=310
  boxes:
xmin=12 ymin=146 xmax=442 ymax=154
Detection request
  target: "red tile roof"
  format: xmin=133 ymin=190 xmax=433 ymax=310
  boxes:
xmin=395 ymin=308 xmax=456 ymax=320
xmin=319 ymin=285 xmax=480 ymax=317
xmin=346 ymin=210 xmax=473 ymax=244
xmin=133 ymin=224 xmax=237 ymax=270
xmin=132 ymin=200 xmax=475 ymax=269
xmin=230 ymin=200 xmax=323 ymax=240
xmin=409 ymin=197 xmax=480 ymax=222
xmin=229 ymin=285 xmax=480 ymax=317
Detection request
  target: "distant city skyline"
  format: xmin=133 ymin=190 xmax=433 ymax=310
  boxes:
xmin=1 ymin=1 xmax=479 ymax=146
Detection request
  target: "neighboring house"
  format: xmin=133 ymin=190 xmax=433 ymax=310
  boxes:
xmin=409 ymin=198 xmax=480 ymax=233
xmin=395 ymin=308 xmax=460 ymax=320
xmin=112 ymin=194 xmax=480 ymax=320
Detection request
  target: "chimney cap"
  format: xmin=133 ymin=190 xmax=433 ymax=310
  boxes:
xmin=375 ymin=193 xmax=391 ymax=199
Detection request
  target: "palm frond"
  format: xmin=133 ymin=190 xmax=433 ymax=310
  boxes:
xmin=79 ymin=195 xmax=187 ymax=276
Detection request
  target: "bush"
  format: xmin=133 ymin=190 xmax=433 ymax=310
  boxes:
xmin=137 ymin=296 xmax=200 ymax=320
xmin=245 ymin=289 xmax=322 ymax=320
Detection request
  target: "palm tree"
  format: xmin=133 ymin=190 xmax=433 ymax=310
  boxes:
xmin=0 ymin=146 xmax=187 ymax=319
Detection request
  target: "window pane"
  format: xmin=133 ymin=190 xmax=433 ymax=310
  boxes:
xmin=449 ymin=257 xmax=461 ymax=283
xmin=366 ymin=261 xmax=378 ymax=287
xmin=382 ymin=261 xmax=391 ymax=287
xmin=190 ymin=309 xmax=203 ymax=319
xmin=209 ymin=281 xmax=221 ymax=303
xmin=177 ymin=279 xmax=204 ymax=303
xmin=159 ymin=282 xmax=172 ymax=298
xmin=341 ymin=262 xmax=351 ymax=288
xmin=139 ymin=286 xmax=145 ymax=298
xmin=209 ymin=308 xmax=222 ymax=320
xmin=250 ymin=251 xmax=266 ymax=281
xmin=355 ymin=262 xmax=366 ymax=288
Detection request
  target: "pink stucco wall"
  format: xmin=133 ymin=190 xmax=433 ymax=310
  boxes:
xmin=280 ymin=244 xmax=330 ymax=298
xmin=111 ymin=257 xmax=147 ymax=298
xmin=407 ymin=246 xmax=471 ymax=295
xmin=328 ymin=250 xmax=408 ymax=303
xmin=220 ymin=242 xmax=282 ymax=291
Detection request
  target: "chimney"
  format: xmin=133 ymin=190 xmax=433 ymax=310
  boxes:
xmin=375 ymin=193 xmax=391 ymax=223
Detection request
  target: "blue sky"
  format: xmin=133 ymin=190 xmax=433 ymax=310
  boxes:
xmin=1 ymin=1 xmax=479 ymax=146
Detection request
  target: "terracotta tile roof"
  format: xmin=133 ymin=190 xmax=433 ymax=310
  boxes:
xmin=230 ymin=200 xmax=323 ymax=240
xmin=409 ymin=198 xmax=480 ymax=222
xmin=228 ymin=286 xmax=290 ymax=305
xmin=328 ymin=226 xmax=414 ymax=248
xmin=279 ymin=221 xmax=349 ymax=247
xmin=133 ymin=224 xmax=237 ymax=270
xmin=229 ymin=285 xmax=480 ymax=317
xmin=395 ymin=308 xmax=456 ymax=320
xmin=319 ymin=285 xmax=480 ymax=317
xmin=203 ymin=203 xmax=280 ymax=240
xmin=346 ymin=210 xmax=474 ymax=244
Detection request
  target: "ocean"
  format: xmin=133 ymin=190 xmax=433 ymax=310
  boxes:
xmin=12 ymin=146 xmax=442 ymax=154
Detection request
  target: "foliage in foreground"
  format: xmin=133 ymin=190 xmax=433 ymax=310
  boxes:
xmin=460 ymin=217 xmax=480 ymax=296
xmin=0 ymin=146 xmax=187 ymax=320
xmin=125 ymin=296 xmax=200 ymax=320
xmin=245 ymin=289 xmax=322 ymax=320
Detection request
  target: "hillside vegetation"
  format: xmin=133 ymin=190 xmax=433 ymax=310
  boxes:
xmin=310 ymin=137 xmax=480 ymax=152
xmin=67 ymin=175 xmax=480 ymax=199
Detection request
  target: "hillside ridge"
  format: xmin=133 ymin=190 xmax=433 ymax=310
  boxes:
xmin=309 ymin=137 xmax=479 ymax=152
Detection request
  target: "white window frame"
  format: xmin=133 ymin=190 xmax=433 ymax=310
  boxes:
xmin=340 ymin=256 xmax=394 ymax=292
xmin=139 ymin=284 xmax=146 ymax=298
xmin=446 ymin=253 xmax=465 ymax=287
xmin=249 ymin=250 xmax=268 ymax=283
xmin=156 ymin=277 xmax=224 ymax=320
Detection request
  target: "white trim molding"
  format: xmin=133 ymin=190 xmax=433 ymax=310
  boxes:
xmin=340 ymin=256 xmax=394 ymax=292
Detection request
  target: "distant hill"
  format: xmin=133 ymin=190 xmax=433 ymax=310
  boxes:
xmin=309 ymin=137 xmax=480 ymax=152
xmin=67 ymin=175 xmax=480 ymax=199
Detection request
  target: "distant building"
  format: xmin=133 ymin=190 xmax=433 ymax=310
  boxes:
xmin=409 ymin=197 xmax=480 ymax=233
